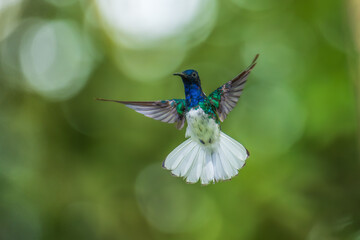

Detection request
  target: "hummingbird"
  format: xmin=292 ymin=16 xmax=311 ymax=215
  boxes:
xmin=97 ymin=54 xmax=258 ymax=185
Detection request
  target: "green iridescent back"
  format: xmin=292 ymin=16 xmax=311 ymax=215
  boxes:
xmin=172 ymin=97 xmax=220 ymax=124
xmin=207 ymin=87 xmax=223 ymax=109
xmin=199 ymin=97 xmax=220 ymax=124
xmin=170 ymin=99 xmax=186 ymax=115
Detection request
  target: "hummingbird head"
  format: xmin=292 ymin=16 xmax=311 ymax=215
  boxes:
xmin=173 ymin=69 xmax=201 ymax=87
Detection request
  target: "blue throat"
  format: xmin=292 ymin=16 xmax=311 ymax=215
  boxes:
xmin=184 ymin=83 xmax=205 ymax=108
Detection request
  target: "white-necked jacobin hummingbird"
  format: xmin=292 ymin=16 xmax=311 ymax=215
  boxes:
xmin=97 ymin=54 xmax=258 ymax=185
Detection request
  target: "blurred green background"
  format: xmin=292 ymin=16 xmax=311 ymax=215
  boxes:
xmin=0 ymin=0 xmax=359 ymax=239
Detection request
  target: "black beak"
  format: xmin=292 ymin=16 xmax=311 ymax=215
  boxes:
xmin=173 ymin=72 xmax=185 ymax=77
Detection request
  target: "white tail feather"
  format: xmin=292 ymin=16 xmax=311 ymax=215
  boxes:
xmin=163 ymin=132 xmax=249 ymax=185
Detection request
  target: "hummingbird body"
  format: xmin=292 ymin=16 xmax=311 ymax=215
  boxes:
xmin=98 ymin=55 xmax=259 ymax=185
xmin=185 ymin=107 xmax=220 ymax=146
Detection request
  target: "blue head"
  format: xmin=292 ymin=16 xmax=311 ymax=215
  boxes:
xmin=174 ymin=69 xmax=201 ymax=87
xmin=174 ymin=69 xmax=205 ymax=107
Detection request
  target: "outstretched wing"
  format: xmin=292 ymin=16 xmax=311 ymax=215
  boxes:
xmin=208 ymin=54 xmax=258 ymax=122
xmin=97 ymin=98 xmax=186 ymax=130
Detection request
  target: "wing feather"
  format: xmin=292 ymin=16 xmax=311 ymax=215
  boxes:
xmin=208 ymin=54 xmax=258 ymax=121
xmin=96 ymin=98 xmax=186 ymax=129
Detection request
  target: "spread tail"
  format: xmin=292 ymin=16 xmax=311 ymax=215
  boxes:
xmin=163 ymin=132 xmax=249 ymax=185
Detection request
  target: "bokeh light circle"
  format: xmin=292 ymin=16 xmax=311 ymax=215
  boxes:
xmin=94 ymin=0 xmax=217 ymax=48
xmin=19 ymin=19 xmax=95 ymax=101
xmin=0 ymin=0 xmax=23 ymax=41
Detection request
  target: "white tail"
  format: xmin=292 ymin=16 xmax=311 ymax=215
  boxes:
xmin=163 ymin=132 xmax=249 ymax=185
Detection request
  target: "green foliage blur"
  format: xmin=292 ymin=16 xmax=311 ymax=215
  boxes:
xmin=0 ymin=0 xmax=359 ymax=239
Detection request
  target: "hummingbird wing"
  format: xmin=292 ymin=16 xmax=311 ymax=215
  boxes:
xmin=96 ymin=98 xmax=186 ymax=130
xmin=208 ymin=54 xmax=258 ymax=122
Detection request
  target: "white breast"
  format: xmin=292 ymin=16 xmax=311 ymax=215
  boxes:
xmin=185 ymin=108 xmax=220 ymax=147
